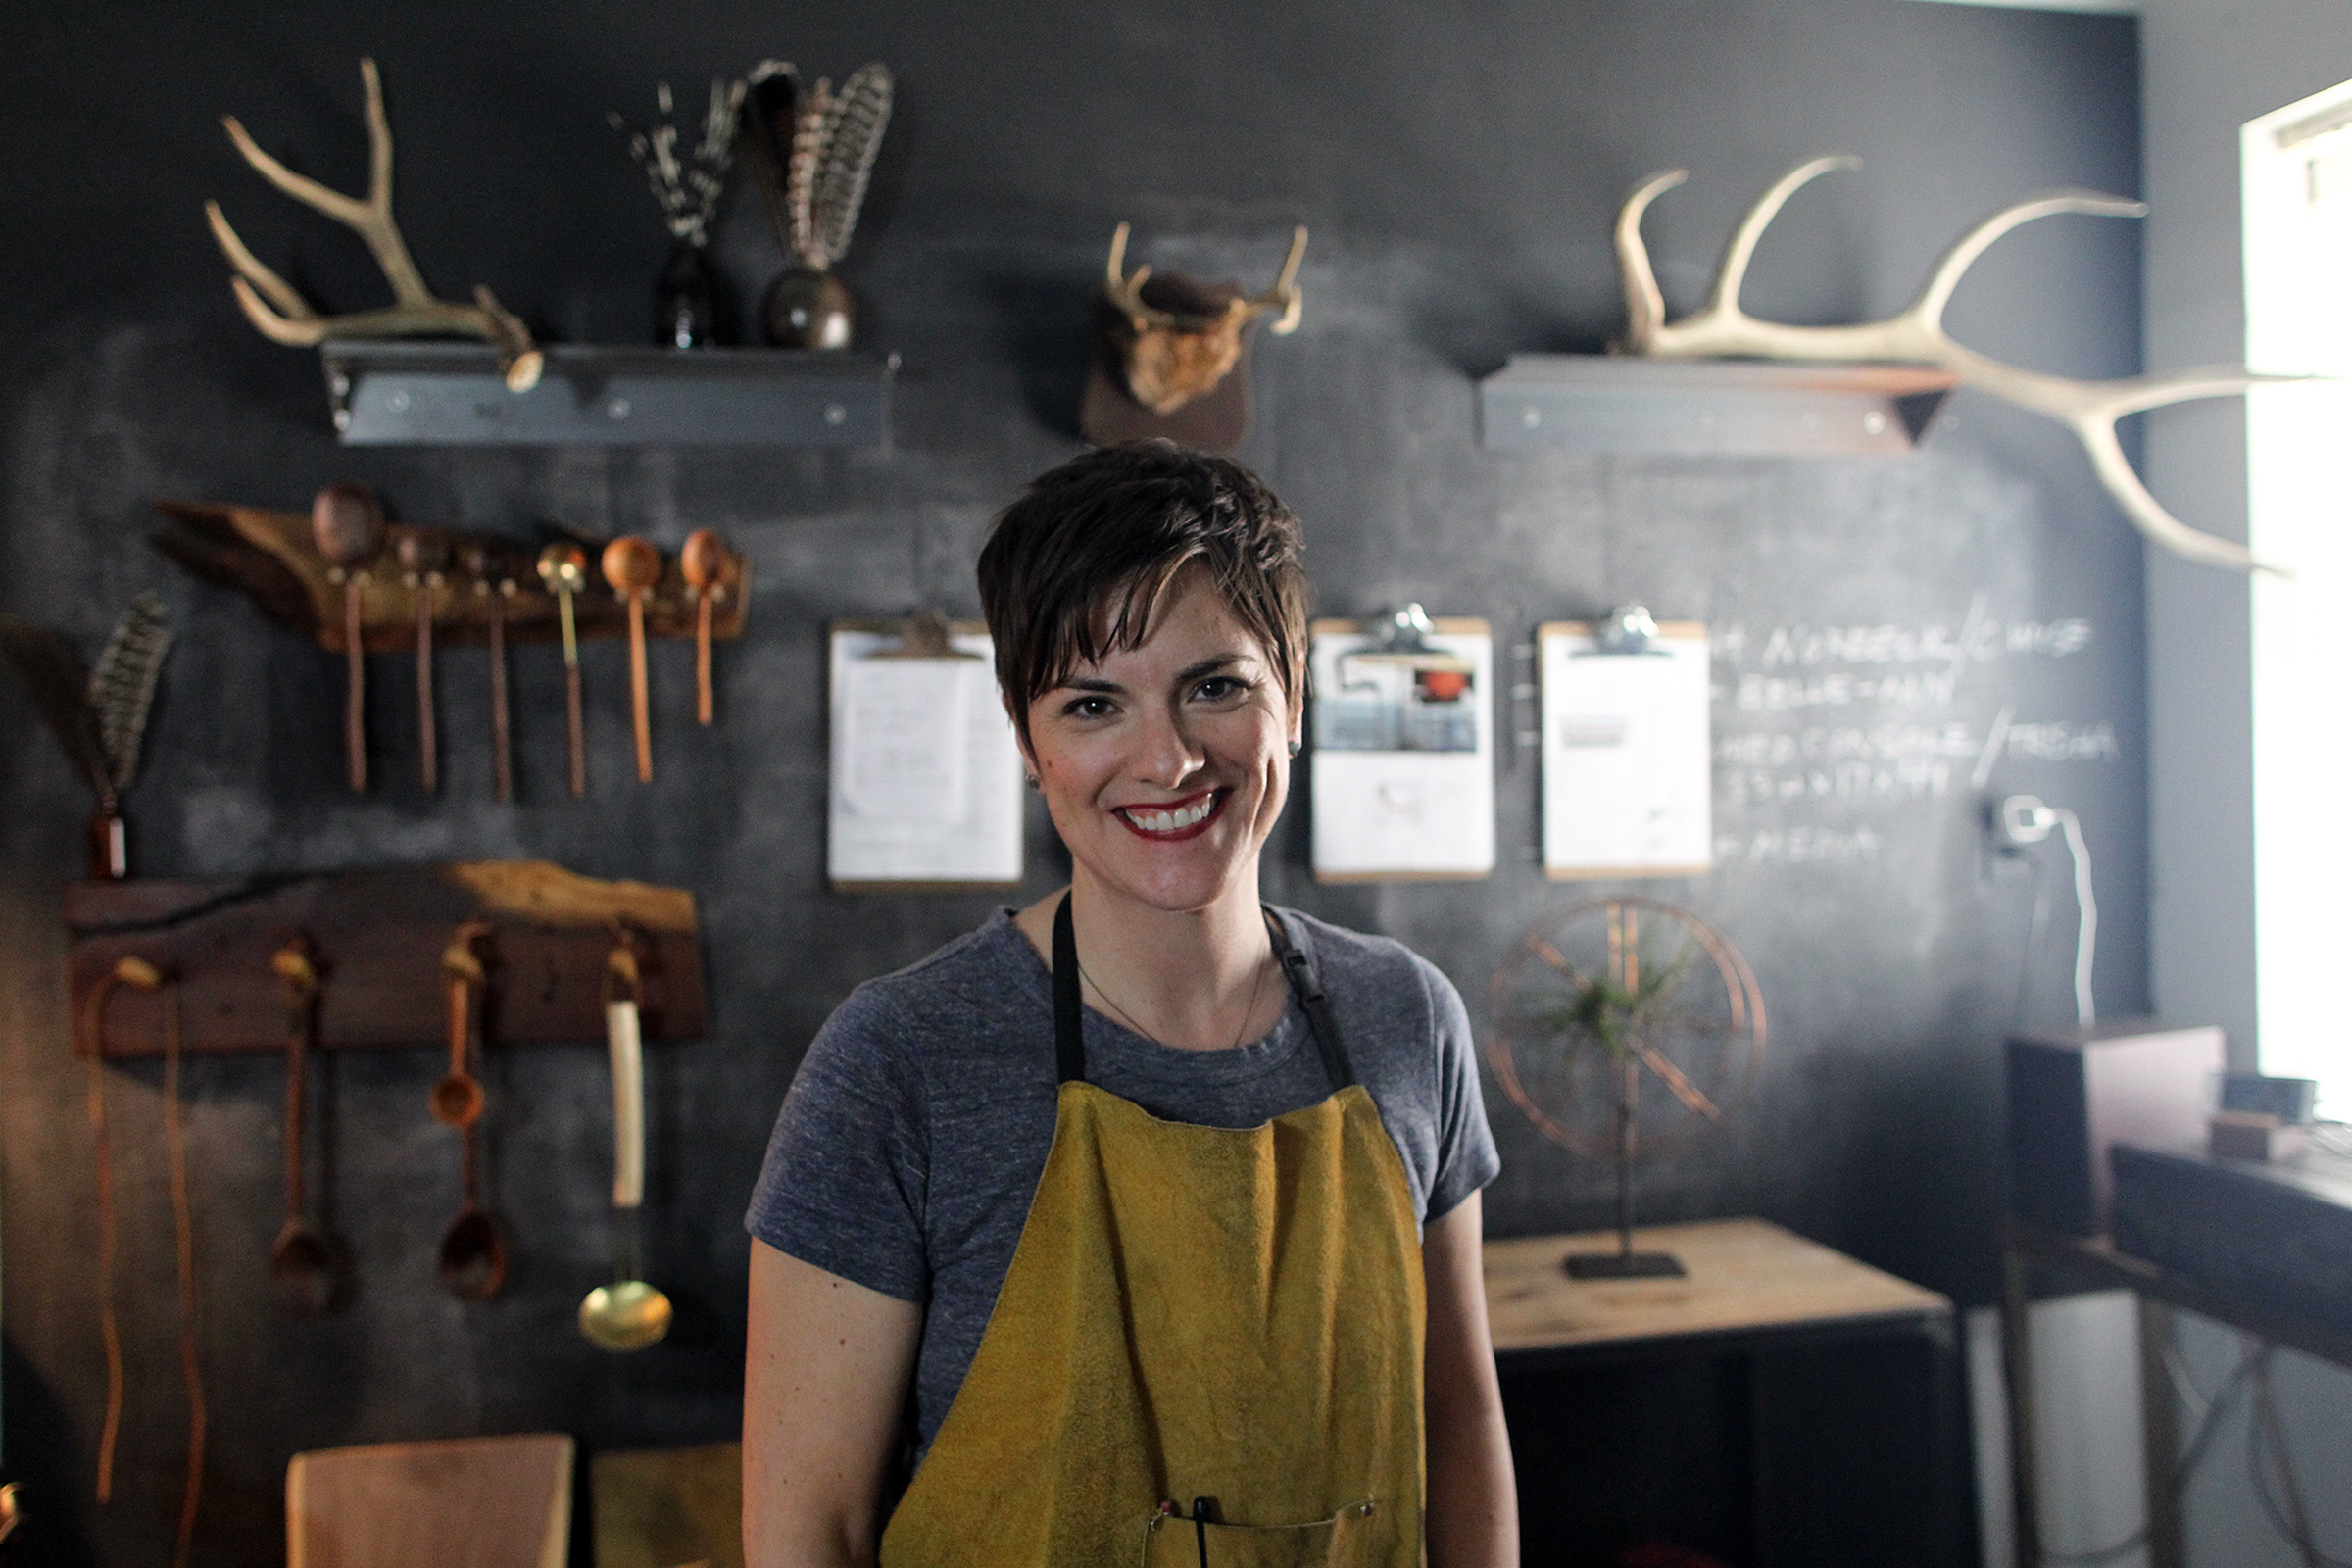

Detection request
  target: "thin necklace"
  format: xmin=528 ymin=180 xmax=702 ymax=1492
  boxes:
xmin=1079 ymin=944 xmax=1274 ymax=1053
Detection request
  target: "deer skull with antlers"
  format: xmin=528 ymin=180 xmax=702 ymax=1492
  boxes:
xmin=1615 ymin=157 xmax=2302 ymax=574
xmin=207 ymin=59 xmax=542 ymax=392
xmin=1100 ymin=222 xmax=1308 ymax=416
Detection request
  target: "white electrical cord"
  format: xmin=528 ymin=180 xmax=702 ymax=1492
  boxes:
xmin=2001 ymin=795 xmax=2098 ymax=1028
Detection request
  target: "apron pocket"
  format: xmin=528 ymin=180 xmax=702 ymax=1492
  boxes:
xmin=1141 ymin=1500 xmax=1379 ymax=1568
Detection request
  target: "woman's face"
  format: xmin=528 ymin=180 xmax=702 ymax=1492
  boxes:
xmin=1021 ymin=569 xmax=1299 ymax=916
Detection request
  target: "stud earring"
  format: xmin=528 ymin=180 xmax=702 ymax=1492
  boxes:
xmin=1288 ymin=739 xmax=1302 ymax=759
xmin=1024 ymin=771 xmax=1040 ymax=789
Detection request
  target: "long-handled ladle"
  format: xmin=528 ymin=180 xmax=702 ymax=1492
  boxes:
xmin=434 ymin=921 xmax=505 ymax=1300
xmin=602 ymin=537 xmax=663 ymax=784
xmin=536 ymin=543 xmax=589 ymax=797
xmin=311 ymin=484 xmax=385 ymax=793
xmin=269 ymin=936 xmax=336 ymax=1316
xmin=579 ymin=936 xmax=672 ymax=1351
xmin=465 ymin=543 xmax=516 ymax=803
xmin=396 ymin=529 xmax=450 ymax=792
xmin=679 ymin=529 xmax=730 ymax=726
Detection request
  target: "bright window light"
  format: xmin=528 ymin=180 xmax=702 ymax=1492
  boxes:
xmin=2243 ymin=81 xmax=2352 ymax=1118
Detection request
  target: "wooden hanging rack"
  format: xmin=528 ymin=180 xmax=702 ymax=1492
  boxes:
xmin=149 ymin=500 xmax=749 ymax=654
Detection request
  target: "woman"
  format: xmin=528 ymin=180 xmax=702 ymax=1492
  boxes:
xmin=744 ymin=442 xmax=1517 ymax=1568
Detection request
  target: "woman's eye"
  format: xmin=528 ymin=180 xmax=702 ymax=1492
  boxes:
xmin=1063 ymin=695 xmax=1116 ymax=720
xmin=1191 ymin=676 xmax=1247 ymax=703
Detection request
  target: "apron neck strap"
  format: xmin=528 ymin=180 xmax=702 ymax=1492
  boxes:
xmin=1051 ymin=894 xmax=1356 ymax=1091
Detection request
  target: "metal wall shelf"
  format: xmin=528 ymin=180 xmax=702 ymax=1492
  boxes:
xmin=1478 ymin=355 xmax=1956 ymax=457
xmin=320 ymin=342 xmax=897 ymax=448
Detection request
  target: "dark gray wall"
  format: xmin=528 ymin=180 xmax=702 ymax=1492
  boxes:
xmin=0 ymin=3 xmax=2142 ymax=1564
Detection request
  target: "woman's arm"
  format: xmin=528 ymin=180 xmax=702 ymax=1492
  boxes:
xmin=1423 ymin=1192 xmax=1518 ymax=1568
xmin=744 ymin=1239 xmax=926 ymax=1568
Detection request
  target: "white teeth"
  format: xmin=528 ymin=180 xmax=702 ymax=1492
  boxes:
xmin=1128 ymin=796 xmax=1215 ymax=833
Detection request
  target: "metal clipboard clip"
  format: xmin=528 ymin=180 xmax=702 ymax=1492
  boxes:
xmin=863 ymin=608 xmax=983 ymax=662
xmin=1573 ymin=603 xmax=1670 ymax=657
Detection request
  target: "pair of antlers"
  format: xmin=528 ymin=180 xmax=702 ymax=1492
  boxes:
xmin=1102 ymin=221 xmax=1309 ymax=336
xmin=207 ymin=60 xmax=543 ymax=392
xmin=1616 ymin=157 xmax=2296 ymax=574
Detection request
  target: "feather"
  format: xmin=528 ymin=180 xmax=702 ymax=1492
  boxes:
xmin=787 ymin=81 xmax=831 ymax=266
xmin=809 ymin=64 xmax=892 ymax=270
xmin=0 ymin=615 xmax=112 ymax=802
xmin=89 ymin=593 xmax=172 ymax=794
xmin=739 ymin=61 xmax=800 ymax=258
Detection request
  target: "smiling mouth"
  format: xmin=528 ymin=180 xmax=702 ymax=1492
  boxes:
xmin=1113 ymin=790 xmax=1228 ymax=841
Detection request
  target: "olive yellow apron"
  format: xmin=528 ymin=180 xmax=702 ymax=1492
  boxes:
xmin=878 ymin=896 xmax=1427 ymax=1568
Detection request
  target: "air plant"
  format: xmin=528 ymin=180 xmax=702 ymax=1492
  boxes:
xmin=0 ymin=593 xmax=173 ymax=878
xmin=609 ymin=77 xmax=746 ymax=247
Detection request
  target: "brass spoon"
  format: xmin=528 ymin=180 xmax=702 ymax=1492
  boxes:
xmin=580 ymin=942 xmax=671 ymax=1351
xmin=536 ymin=544 xmax=589 ymax=798
xmin=311 ymin=483 xmax=385 ymax=793
xmin=270 ymin=937 xmax=337 ymax=1316
xmin=602 ymin=538 xmax=663 ymax=784
xmin=465 ymin=543 xmax=515 ymax=803
xmin=435 ymin=923 xmax=505 ymax=1300
xmin=679 ymin=529 xmax=729 ymax=725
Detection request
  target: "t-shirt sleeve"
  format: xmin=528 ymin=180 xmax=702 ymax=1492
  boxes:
xmin=1420 ymin=957 xmax=1501 ymax=1222
xmin=744 ymin=984 xmax=931 ymax=1303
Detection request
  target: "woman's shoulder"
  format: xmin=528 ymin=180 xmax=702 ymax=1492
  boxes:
xmin=815 ymin=908 xmax=1049 ymax=1054
xmin=1270 ymin=906 xmax=1458 ymax=1018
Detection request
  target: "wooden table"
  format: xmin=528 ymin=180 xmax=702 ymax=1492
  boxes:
xmin=1484 ymin=1218 xmax=1966 ymax=1568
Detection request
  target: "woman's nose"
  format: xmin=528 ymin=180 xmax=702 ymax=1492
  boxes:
xmin=1134 ymin=704 xmax=1205 ymax=784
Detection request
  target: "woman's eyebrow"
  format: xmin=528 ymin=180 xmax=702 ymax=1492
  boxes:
xmin=1175 ymin=654 xmax=1253 ymax=682
xmin=1056 ymin=676 xmax=1124 ymax=694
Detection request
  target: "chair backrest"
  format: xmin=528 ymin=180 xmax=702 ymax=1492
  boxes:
xmin=591 ymin=1442 xmax=743 ymax=1568
xmin=287 ymin=1433 xmax=575 ymax=1568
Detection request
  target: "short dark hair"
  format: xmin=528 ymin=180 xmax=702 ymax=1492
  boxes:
xmin=976 ymin=441 xmax=1309 ymax=744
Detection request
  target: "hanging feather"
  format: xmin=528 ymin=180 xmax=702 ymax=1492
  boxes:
xmin=89 ymin=593 xmax=172 ymax=795
xmin=738 ymin=61 xmax=800 ymax=259
xmin=786 ymin=84 xmax=831 ymax=268
xmin=809 ymin=64 xmax=892 ymax=271
xmin=0 ymin=615 xmax=112 ymax=805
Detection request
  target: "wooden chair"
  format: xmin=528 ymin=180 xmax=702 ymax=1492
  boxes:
xmin=286 ymin=1433 xmax=575 ymax=1568
xmin=592 ymin=1442 xmax=743 ymax=1568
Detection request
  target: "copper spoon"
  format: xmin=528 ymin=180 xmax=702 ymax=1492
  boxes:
xmin=679 ymin=529 xmax=729 ymax=726
xmin=536 ymin=544 xmax=589 ymax=797
xmin=396 ymin=530 xmax=450 ymax=792
xmin=311 ymin=484 xmax=385 ymax=793
xmin=269 ymin=937 xmax=336 ymax=1316
xmin=434 ymin=923 xmax=505 ymax=1300
xmin=466 ymin=544 xmax=515 ymax=803
xmin=602 ymin=537 xmax=663 ymax=784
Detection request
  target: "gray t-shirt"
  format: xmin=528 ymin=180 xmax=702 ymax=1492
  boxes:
xmin=746 ymin=906 xmax=1500 ymax=1457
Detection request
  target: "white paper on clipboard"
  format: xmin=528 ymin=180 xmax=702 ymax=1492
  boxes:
xmin=1308 ymin=617 xmax=1495 ymax=882
xmin=829 ymin=623 xmax=1023 ymax=889
xmin=1538 ymin=620 xmax=1711 ymax=878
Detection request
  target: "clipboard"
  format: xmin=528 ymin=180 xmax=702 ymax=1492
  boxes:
xmin=1537 ymin=617 xmax=1712 ymax=879
xmin=1307 ymin=609 xmax=1496 ymax=883
xmin=828 ymin=612 xmax=1024 ymax=893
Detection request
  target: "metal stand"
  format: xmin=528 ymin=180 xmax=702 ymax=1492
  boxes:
xmin=1567 ymin=1057 xmax=1687 ymax=1280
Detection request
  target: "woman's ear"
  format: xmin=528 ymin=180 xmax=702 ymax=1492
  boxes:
xmin=1004 ymin=691 xmax=1041 ymax=786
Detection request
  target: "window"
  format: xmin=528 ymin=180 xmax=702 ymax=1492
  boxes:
xmin=2242 ymin=81 xmax=2352 ymax=1116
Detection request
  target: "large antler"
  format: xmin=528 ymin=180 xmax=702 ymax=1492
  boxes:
xmin=1103 ymin=222 xmax=1308 ymax=336
xmin=1615 ymin=158 xmax=2301 ymax=573
xmin=206 ymin=59 xmax=543 ymax=392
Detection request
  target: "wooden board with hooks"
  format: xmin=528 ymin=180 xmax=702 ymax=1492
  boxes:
xmin=66 ymin=860 xmax=706 ymax=1058
xmin=149 ymin=500 xmax=750 ymax=654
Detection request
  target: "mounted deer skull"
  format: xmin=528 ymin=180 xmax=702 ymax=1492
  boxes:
xmin=207 ymin=59 xmax=543 ymax=391
xmin=1101 ymin=222 xmax=1307 ymax=416
xmin=1615 ymin=157 xmax=2302 ymax=573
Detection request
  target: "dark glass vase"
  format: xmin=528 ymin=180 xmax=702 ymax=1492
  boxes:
xmin=761 ymin=265 xmax=855 ymax=350
xmin=655 ymin=237 xmax=723 ymax=349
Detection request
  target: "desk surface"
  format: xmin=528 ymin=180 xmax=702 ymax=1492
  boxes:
xmin=1484 ymin=1217 xmax=1950 ymax=1357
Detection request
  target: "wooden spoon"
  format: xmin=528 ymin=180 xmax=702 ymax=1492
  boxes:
xmin=269 ymin=937 xmax=336 ymax=1316
xmin=536 ymin=544 xmax=589 ymax=797
xmin=434 ymin=922 xmax=504 ymax=1300
xmin=602 ymin=538 xmax=663 ymax=784
xmin=465 ymin=543 xmax=515 ymax=803
xmin=310 ymin=484 xmax=385 ymax=793
xmin=431 ymin=924 xmax=489 ymax=1129
xmin=396 ymin=530 xmax=451 ymax=792
xmin=578 ymin=941 xmax=671 ymax=1351
xmin=679 ymin=529 xmax=730 ymax=725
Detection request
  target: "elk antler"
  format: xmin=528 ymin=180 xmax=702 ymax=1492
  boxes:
xmin=206 ymin=59 xmax=543 ymax=392
xmin=1615 ymin=158 xmax=2307 ymax=573
xmin=1102 ymin=222 xmax=1309 ymax=336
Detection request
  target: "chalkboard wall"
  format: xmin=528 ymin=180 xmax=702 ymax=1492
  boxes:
xmin=1 ymin=2 xmax=2143 ymax=1563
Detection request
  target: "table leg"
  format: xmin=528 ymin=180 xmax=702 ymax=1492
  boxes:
xmin=2137 ymin=1297 xmax=2184 ymax=1568
xmin=2001 ymin=1243 xmax=2043 ymax=1568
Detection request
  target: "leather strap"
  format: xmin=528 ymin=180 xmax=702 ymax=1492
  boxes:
xmin=1052 ymin=894 xmax=1356 ymax=1092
